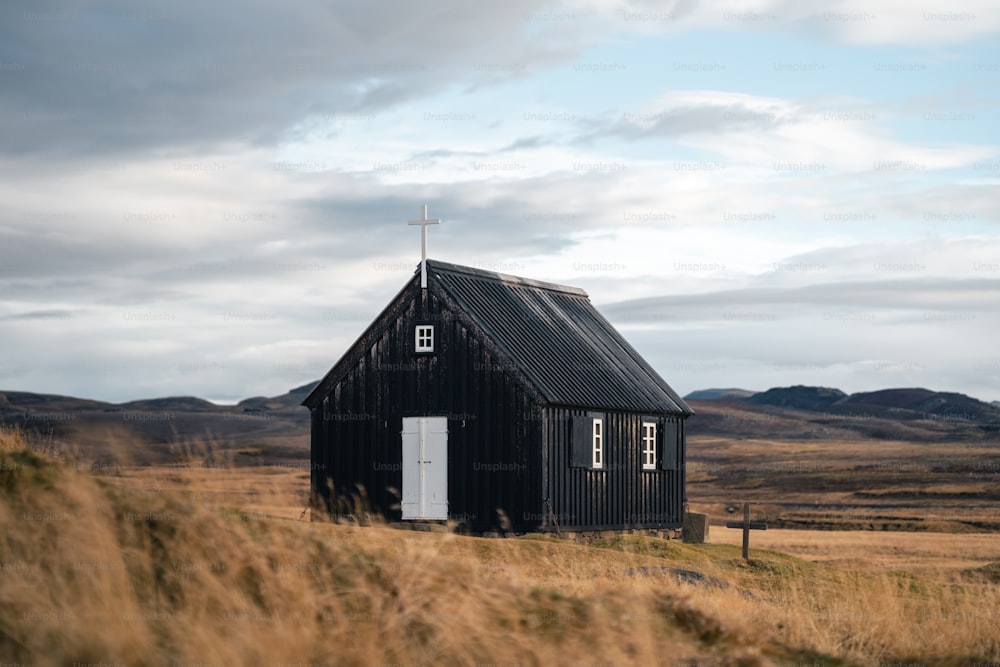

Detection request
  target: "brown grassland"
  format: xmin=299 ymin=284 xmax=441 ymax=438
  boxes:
xmin=686 ymin=436 xmax=1000 ymax=533
xmin=3 ymin=424 xmax=1000 ymax=666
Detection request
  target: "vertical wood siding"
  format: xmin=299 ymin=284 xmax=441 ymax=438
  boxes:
xmin=309 ymin=274 xmax=688 ymax=534
xmin=544 ymin=406 xmax=685 ymax=530
xmin=311 ymin=282 xmax=543 ymax=532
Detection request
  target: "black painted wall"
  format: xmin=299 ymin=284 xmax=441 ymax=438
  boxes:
xmin=543 ymin=407 xmax=686 ymax=531
xmin=310 ymin=275 xmax=687 ymax=533
xmin=311 ymin=280 xmax=544 ymax=532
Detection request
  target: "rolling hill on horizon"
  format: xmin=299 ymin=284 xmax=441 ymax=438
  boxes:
xmin=5 ymin=381 xmax=995 ymax=419
xmin=696 ymin=384 xmax=1000 ymax=430
xmin=0 ymin=382 xmax=319 ymax=467
xmin=681 ymin=388 xmax=759 ymax=401
xmin=0 ymin=381 xmax=318 ymax=415
xmin=2 ymin=382 xmax=998 ymax=467
xmin=684 ymin=384 xmax=1000 ymax=443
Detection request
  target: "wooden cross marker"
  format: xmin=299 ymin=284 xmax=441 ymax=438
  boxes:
xmin=725 ymin=502 xmax=767 ymax=561
xmin=408 ymin=204 xmax=440 ymax=289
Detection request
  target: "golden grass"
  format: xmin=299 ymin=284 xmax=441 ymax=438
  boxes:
xmin=2 ymin=431 xmax=1000 ymax=666
xmin=0 ymin=424 xmax=26 ymax=452
xmin=107 ymin=464 xmax=312 ymax=520
xmin=712 ymin=527 xmax=1000 ymax=577
xmin=0 ymin=446 xmax=762 ymax=666
xmin=687 ymin=436 xmax=1000 ymax=533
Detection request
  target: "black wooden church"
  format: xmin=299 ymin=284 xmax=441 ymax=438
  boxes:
xmin=303 ymin=215 xmax=693 ymax=534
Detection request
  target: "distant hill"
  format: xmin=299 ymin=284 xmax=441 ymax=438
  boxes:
xmin=837 ymin=388 xmax=1000 ymax=424
xmin=4 ymin=383 xmax=999 ymax=466
xmin=0 ymin=383 xmax=319 ymax=416
xmin=0 ymin=391 xmax=112 ymax=412
xmin=683 ymin=388 xmax=757 ymax=401
xmin=686 ymin=384 xmax=1000 ymax=443
xmin=745 ymin=385 xmax=847 ymax=411
xmin=237 ymin=381 xmax=319 ymax=412
xmin=119 ymin=396 xmax=219 ymax=412
xmin=0 ymin=385 xmax=316 ymax=466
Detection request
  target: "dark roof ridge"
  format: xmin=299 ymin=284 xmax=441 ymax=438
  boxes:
xmin=424 ymin=259 xmax=588 ymax=297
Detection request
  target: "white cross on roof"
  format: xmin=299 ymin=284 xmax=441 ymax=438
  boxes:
xmin=408 ymin=204 xmax=440 ymax=289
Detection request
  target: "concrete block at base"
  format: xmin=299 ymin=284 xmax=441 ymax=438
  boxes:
xmin=682 ymin=512 xmax=710 ymax=543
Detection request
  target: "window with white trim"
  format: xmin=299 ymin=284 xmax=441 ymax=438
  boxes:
xmin=642 ymin=422 xmax=657 ymax=470
xmin=415 ymin=325 xmax=434 ymax=352
xmin=592 ymin=418 xmax=603 ymax=469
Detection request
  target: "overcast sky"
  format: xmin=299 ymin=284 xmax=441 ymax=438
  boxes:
xmin=1 ymin=0 xmax=998 ymax=405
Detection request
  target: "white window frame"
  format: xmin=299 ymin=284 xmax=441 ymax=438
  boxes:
xmin=415 ymin=325 xmax=434 ymax=352
xmin=592 ymin=418 xmax=603 ymax=469
xmin=642 ymin=422 xmax=657 ymax=470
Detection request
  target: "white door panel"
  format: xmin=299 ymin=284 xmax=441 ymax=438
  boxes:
xmin=401 ymin=417 xmax=448 ymax=520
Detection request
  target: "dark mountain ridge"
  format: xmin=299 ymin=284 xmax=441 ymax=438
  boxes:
xmin=5 ymin=382 xmax=992 ymax=423
xmin=686 ymin=384 xmax=1000 ymax=443
xmin=119 ymin=396 xmax=219 ymax=412
xmin=745 ymin=385 xmax=847 ymax=411
xmin=0 ymin=382 xmax=320 ymax=416
xmin=0 ymin=385 xmax=318 ymax=466
xmin=683 ymin=388 xmax=758 ymax=401
xmin=3 ymin=383 xmax=998 ymax=467
xmin=742 ymin=385 xmax=1000 ymax=425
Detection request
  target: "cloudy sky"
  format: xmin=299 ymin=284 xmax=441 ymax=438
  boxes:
xmin=1 ymin=0 xmax=998 ymax=405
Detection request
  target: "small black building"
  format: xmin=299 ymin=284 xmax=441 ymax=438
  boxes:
xmin=303 ymin=259 xmax=693 ymax=533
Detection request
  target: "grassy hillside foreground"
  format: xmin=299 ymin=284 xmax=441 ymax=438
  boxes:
xmin=2 ymin=426 xmax=999 ymax=666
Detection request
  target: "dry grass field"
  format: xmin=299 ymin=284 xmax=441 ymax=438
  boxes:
xmin=711 ymin=527 xmax=1000 ymax=579
xmin=4 ymin=424 xmax=1000 ymax=666
xmin=103 ymin=461 xmax=313 ymax=521
xmin=687 ymin=436 xmax=1000 ymax=533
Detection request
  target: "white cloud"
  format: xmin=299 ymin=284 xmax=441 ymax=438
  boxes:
xmin=602 ymin=0 xmax=1000 ymax=45
xmin=1 ymin=0 xmax=997 ymax=404
xmin=591 ymin=89 xmax=997 ymax=175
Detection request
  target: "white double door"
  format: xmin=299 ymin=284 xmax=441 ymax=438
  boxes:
xmin=401 ymin=416 xmax=448 ymax=520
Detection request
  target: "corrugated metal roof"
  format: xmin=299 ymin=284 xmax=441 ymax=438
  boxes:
xmin=427 ymin=260 xmax=693 ymax=415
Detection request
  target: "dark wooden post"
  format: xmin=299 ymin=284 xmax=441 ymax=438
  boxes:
xmin=740 ymin=503 xmax=751 ymax=560
xmin=725 ymin=502 xmax=767 ymax=561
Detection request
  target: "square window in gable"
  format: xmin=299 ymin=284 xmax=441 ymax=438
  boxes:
xmin=415 ymin=325 xmax=435 ymax=353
